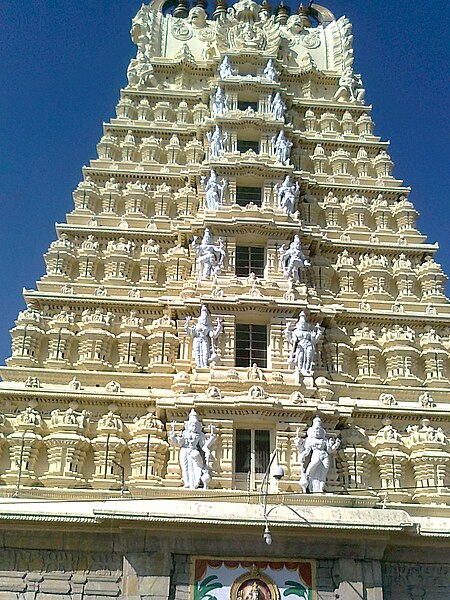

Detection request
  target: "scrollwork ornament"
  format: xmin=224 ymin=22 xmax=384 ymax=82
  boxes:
xmin=300 ymin=30 xmax=321 ymax=49
xmin=172 ymin=19 xmax=193 ymax=41
xmin=198 ymin=27 xmax=215 ymax=42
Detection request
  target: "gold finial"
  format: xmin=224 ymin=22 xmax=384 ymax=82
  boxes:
xmin=276 ymin=1 xmax=290 ymax=25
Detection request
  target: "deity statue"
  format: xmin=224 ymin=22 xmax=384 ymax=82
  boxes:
xmin=284 ymin=311 xmax=324 ymax=376
xmin=270 ymin=92 xmax=287 ymax=120
xmin=279 ymin=235 xmax=311 ymax=282
xmin=294 ymin=416 xmax=341 ymax=493
xmin=272 ymin=130 xmax=292 ymax=163
xmin=185 ymin=305 xmax=223 ymax=368
xmin=169 ymin=409 xmax=217 ymax=489
xmin=334 ymin=67 xmax=365 ymax=103
xmin=245 ymin=581 xmax=262 ymax=600
xmin=212 ymin=86 xmax=228 ymax=116
xmin=127 ymin=53 xmax=157 ymax=89
xmin=218 ymin=55 xmax=237 ymax=79
xmin=200 ymin=170 xmax=227 ymax=210
xmin=275 ymin=175 xmax=300 ymax=215
xmin=206 ymin=125 xmax=228 ymax=157
xmin=17 ymin=406 xmax=41 ymax=426
xmin=191 ymin=229 xmax=226 ymax=281
xmin=68 ymin=376 xmax=81 ymax=391
xmin=263 ymin=58 xmax=279 ymax=82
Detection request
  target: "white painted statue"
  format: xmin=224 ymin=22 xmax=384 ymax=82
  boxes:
xmin=334 ymin=67 xmax=365 ymax=103
xmin=279 ymin=235 xmax=311 ymax=282
xmin=263 ymin=59 xmax=279 ymax=82
xmin=185 ymin=305 xmax=223 ymax=368
xmin=206 ymin=125 xmax=228 ymax=157
xmin=294 ymin=416 xmax=341 ymax=493
xmin=212 ymin=86 xmax=228 ymax=116
xmin=272 ymin=130 xmax=292 ymax=163
xmin=270 ymin=92 xmax=287 ymax=120
xmin=169 ymin=409 xmax=217 ymax=489
xmin=218 ymin=55 xmax=237 ymax=79
xmin=200 ymin=170 xmax=227 ymax=209
xmin=191 ymin=229 xmax=226 ymax=281
xmin=284 ymin=311 xmax=324 ymax=376
xmin=275 ymin=175 xmax=300 ymax=215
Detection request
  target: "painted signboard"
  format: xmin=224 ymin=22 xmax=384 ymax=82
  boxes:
xmin=192 ymin=558 xmax=315 ymax=600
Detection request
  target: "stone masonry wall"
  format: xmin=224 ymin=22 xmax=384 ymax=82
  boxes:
xmin=0 ymin=526 xmax=448 ymax=599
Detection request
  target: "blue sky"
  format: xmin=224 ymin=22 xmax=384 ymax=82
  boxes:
xmin=0 ymin=0 xmax=449 ymax=363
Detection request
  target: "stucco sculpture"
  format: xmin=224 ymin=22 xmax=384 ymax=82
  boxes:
xmin=270 ymin=92 xmax=287 ymax=120
xmin=212 ymin=86 xmax=229 ymax=116
xmin=284 ymin=312 xmax=324 ymax=376
xmin=191 ymin=229 xmax=226 ymax=281
xmin=279 ymin=235 xmax=311 ymax=282
xmin=169 ymin=409 xmax=217 ymax=489
xmin=275 ymin=175 xmax=300 ymax=215
xmin=207 ymin=125 xmax=228 ymax=157
xmin=334 ymin=67 xmax=365 ymax=103
xmin=294 ymin=416 xmax=340 ymax=493
xmin=263 ymin=58 xmax=279 ymax=82
xmin=200 ymin=170 xmax=227 ymax=210
xmin=185 ymin=305 xmax=223 ymax=368
xmin=218 ymin=55 xmax=237 ymax=79
xmin=272 ymin=130 xmax=292 ymax=163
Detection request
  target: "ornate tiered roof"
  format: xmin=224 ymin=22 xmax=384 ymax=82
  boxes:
xmin=0 ymin=0 xmax=449 ymax=507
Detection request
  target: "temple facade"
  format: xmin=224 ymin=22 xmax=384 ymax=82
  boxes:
xmin=0 ymin=1 xmax=449 ymax=599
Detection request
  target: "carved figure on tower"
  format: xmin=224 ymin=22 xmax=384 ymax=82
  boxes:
xmin=185 ymin=305 xmax=223 ymax=368
xmin=275 ymin=175 xmax=300 ymax=215
xmin=218 ymin=55 xmax=237 ymax=79
xmin=263 ymin=58 xmax=279 ymax=82
xmin=169 ymin=409 xmax=217 ymax=489
xmin=272 ymin=130 xmax=292 ymax=163
xmin=212 ymin=86 xmax=229 ymax=116
xmin=334 ymin=67 xmax=365 ymax=103
xmin=191 ymin=229 xmax=226 ymax=281
xmin=284 ymin=312 xmax=324 ymax=376
xmin=270 ymin=92 xmax=287 ymax=120
xmin=206 ymin=125 xmax=228 ymax=157
xmin=279 ymin=235 xmax=311 ymax=282
xmin=294 ymin=416 xmax=341 ymax=493
xmin=200 ymin=170 xmax=227 ymax=210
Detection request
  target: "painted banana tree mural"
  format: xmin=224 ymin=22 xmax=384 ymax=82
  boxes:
xmin=283 ymin=579 xmax=311 ymax=600
xmin=194 ymin=574 xmax=223 ymax=600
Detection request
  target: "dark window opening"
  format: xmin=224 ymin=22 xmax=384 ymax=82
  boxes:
xmin=235 ymin=323 xmax=267 ymax=368
xmin=235 ymin=246 xmax=265 ymax=278
xmin=237 ymin=140 xmax=259 ymax=154
xmin=235 ymin=429 xmax=270 ymax=474
xmin=236 ymin=186 xmax=262 ymax=207
xmin=238 ymin=100 xmax=258 ymax=112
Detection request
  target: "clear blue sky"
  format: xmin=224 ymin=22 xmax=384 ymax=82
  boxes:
xmin=1 ymin=0 xmax=449 ymax=363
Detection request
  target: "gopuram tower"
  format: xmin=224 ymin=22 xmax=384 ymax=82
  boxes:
xmin=0 ymin=2 xmax=448 ymax=599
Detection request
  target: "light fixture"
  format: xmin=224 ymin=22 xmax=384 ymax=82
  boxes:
xmin=263 ymin=523 xmax=272 ymax=545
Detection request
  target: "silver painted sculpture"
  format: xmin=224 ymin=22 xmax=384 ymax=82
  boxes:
xmin=334 ymin=67 xmax=365 ymax=103
xmin=275 ymin=175 xmax=300 ymax=215
xmin=200 ymin=170 xmax=227 ymax=210
xmin=279 ymin=235 xmax=311 ymax=282
xmin=218 ymin=55 xmax=237 ymax=79
xmin=207 ymin=125 xmax=228 ymax=157
xmin=185 ymin=305 xmax=223 ymax=368
xmin=212 ymin=86 xmax=229 ymax=116
xmin=270 ymin=92 xmax=287 ymax=120
xmin=284 ymin=311 xmax=323 ymax=376
xmin=263 ymin=58 xmax=279 ymax=82
xmin=272 ymin=130 xmax=292 ymax=163
xmin=294 ymin=416 xmax=341 ymax=493
xmin=191 ymin=229 xmax=226 ymax=281
xmin=169 ymin=409 xmax=217 ymax=489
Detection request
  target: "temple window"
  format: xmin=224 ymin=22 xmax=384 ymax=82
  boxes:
xmin=235 ymin=324 xmax=267 ymax=368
